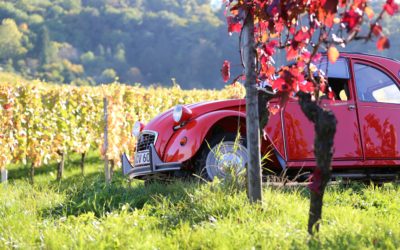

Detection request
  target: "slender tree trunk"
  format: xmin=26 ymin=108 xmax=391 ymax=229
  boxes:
xmin=30 ymin=162 xmax=35 ymax=185
xmin=243 ymin=12 xmax=262 ymax=203
xmin=57 ymin=151 xmax=65 ymax=181
xmin=297 ymin=92 xmax=337 ymax=234
xmin=80 ymin=152 xmax=86 ymax=176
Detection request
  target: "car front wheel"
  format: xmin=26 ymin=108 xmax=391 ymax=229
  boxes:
xmin=195 ymin=133 xmax=248 ymax=181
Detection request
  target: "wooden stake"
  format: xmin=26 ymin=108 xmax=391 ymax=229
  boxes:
xmin=103 ymin=98 xmax=111 ymax=184
xmin=243 ymin=12 xmax=263 ymax=203
xmin=1 ymin=168 xmax=7 ymax=183
xmin=57 ymin=151 xmax=65 ymax=181
xmin=80 ymin=152 xmax=86 ymax=176
xmin=30 ymin=162 xmax=35 ymax=185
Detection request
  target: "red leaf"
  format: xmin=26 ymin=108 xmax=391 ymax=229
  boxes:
xmin=294 ymin=29 xmax=310 ymax=42
xmin=299 ymin=81 xmax=315 ymax=93
xmin=371 ymin=24 xmax=382 ymax=37
xmin=274 ymin=19 xmax=284 ymax=33
xmin=328 ymin=89 xmax=335 ymax=100
xmin=264 ymin=40 xmax=278 ymax=56
xmin=272 ymin=78 xmax=285 ymax=91
xmin=384 ymin=0 xmax=399 ymax=16
xmin=286 ymin=46 xmax=298 ymax=61
xmin=2 ymin=103 xmax=12 ymax=110
xmin=342 ymin=10 xmax=361 ymax=31
xmin=227 ymin=16 xmax=242 ymax=33
xmin=221 ymin=60 xmax=231 ymax=83
xmin=376 ymin=36 xmax=390 ymax=51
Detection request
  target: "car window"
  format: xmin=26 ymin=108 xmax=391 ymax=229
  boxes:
xmin=316 ymin=58 xmax=351 ymax=101
xmin=316 ymin=57 xmax=350 ymax=79
xmin=354 ymin=63 xmax=400 ymax=104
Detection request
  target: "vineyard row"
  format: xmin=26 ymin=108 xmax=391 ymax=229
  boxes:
xmin=0 ymin=80 xmax=245 ymax=177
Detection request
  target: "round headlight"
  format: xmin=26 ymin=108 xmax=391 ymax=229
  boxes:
xmin=173 ymin=105 xmax=192 ymax=124
xmin=132 ymin=121 xmax=144 ymax=137
xmin=173 ymin=105 xmax=183 ymax=123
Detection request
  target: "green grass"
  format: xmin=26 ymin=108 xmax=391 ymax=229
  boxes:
xmin=1 ymin=153 xmax=399 ymax=249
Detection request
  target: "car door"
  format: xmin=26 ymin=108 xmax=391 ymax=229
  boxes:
xmin=283 ymin=57 xmax=363 ymax=161
xmin=352 ymin=61 xmax=400 ymax=160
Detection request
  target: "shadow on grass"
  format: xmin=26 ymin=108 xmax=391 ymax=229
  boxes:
xmin=7 ymin=154 xmax=102 ymax=181
xmin=42 ymin=171 xmax=198 ymax=219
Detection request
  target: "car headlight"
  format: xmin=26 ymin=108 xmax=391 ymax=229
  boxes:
xmin=173 ymin=105 xmax=192 ymax=124
xmin=132 ymin=121 xmax=144 ymax=137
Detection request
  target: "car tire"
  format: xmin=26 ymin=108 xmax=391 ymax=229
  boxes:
xmin=194 ymin=132 xmax=248 ymax=181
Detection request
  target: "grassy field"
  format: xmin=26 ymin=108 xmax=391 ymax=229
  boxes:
xmin=0 ymin=153 xmax=399 ymax=249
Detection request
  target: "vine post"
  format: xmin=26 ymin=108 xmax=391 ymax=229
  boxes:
xmin=243 ymin=11 xmax=263 ymax=203
xmin=80 ymin=153 xmax=86 ymax=176
xmin=103 ymin=97 xmax=111 ymax=184
xmin=56 ymin=151 xmax=65 ymax=181
xmin=1 ymin=168 xmax=7 ymax=183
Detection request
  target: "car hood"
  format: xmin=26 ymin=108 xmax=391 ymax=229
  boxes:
xmin=143 ymin=99 xmax=245 ymax=158
xmin=146 ymin=99 xmax=245 ymax=128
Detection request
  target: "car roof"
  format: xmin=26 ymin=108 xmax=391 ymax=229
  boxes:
xmin=338 ymin=52 xmax=400 ymax=63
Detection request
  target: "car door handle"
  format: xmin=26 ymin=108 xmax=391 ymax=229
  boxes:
xmin=348 ymin=104 xmax=356 ymax=111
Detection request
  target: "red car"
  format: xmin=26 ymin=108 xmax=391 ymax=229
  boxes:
xmin=122 ymin=53 xmax=400 ymax=181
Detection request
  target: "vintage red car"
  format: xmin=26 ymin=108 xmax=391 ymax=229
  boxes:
xmin=122 ymin=53 xmax=400 ymax=181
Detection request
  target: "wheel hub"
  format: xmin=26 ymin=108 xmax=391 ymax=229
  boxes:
xmin=205 ymin=141 xmax=248 ymax=180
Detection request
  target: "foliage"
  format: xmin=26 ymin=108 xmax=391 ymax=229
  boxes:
xmin=0 ymin=0 xmax=238 ymax=88
xmin=0 ymin=18 xmax=26 ymax=60
xmin=223 ymin=0 xmax=398 ymax=100
xmin=0 ymin=156 xmax=400 ymax=249
xmin=0 ymin=73 xmax=245 ymax=173
xmin=0 ymin=0 xmax=398 ymax=88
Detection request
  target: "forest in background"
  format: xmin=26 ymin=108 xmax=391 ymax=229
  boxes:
xmin=0 ymin=0 xmax=399 ymax=89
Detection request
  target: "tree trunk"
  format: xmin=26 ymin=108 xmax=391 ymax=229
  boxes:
xmin=80 ymin=152 xmax=86 ymax=176
xmin=243 ymin=12 xmax=262 ymax=203
xmin=30 ymin=162 xmax=35 ymax=185
xmin=57 ymin=151 xmax=65 ymax=181
xmin=297 ymin=92 xmax=337 ymax=234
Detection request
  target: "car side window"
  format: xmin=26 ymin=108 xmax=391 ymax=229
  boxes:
xmin=316 ymin=58 xmax=351 ymax=101
xmin=354 ymin=63 xmax=400 ymax=104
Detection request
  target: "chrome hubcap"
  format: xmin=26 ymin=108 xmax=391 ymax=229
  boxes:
xmin=205 ymin=141 xmax=248 ymax=180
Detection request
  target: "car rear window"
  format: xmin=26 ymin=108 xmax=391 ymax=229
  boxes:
xmin=315 ymin=57 xmax=350 ymax=79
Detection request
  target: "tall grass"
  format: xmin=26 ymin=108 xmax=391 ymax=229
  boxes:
xmin=0 ymin=152 xmax=399 ymax=249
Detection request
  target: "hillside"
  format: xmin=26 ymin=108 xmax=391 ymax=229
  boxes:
xmin=0 ymin=0 xmax=399 ymax=89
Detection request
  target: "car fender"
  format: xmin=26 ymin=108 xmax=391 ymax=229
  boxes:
xmin=162 ymin=110 xmax=246 ymax=163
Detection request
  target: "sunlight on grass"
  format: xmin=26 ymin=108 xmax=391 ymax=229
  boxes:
xmin=0 ymin=152 xmax=399 ymax=249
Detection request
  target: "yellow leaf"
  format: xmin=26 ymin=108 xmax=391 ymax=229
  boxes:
xmin=364 ymin=6 xmax=374 ymax=19
xmin=328 ymin=46 xmax=339 ymax=64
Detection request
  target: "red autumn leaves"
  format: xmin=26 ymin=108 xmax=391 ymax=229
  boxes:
xmin=221 ymin=60 xmax=230 ymax=83
xmin=222 ymin=0 xmax=396 ymax=86
xmin=384 ymin=0 xmax=399 ymax=16
xmin=2 ymin=103 xmax=12 ymax=110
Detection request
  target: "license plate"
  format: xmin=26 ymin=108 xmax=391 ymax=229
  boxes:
xmin=134 ymin=150 xmax=150 ymax=167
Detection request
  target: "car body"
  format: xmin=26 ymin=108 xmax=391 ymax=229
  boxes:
xmin=122 ymin=53 xmax=400 ymax=181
